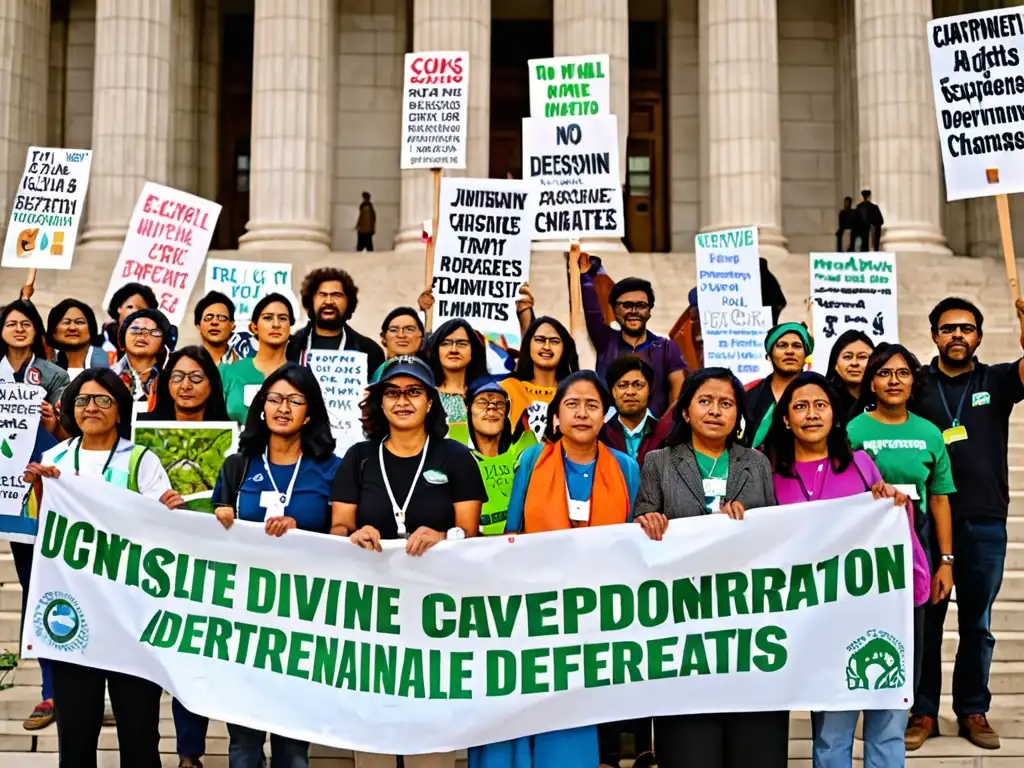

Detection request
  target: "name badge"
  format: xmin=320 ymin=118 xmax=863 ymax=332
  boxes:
xmin=243 ymin=384 xmax=261 ymax=407
xmin=259 ymin=490 xmax=287 ymax=520
xmin=943 ymin=425 xmax=968 ymax=445
xmin=703 ymin=478 xmax=727 ymax=498
xmin=132 ymin=400 xmax=149 ymax=418
xmin=568 ymin=497 xmax=589 ymax=523
xmin=893 ymin=484 xmax=920 ymax=501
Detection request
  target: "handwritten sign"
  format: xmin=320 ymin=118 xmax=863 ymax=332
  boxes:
xmin=0 ymin=383 xmax=43 ymax=542
xmin=401 ymin=51 xmax=469 ymax=170
xmin=695 ymin=227 xmax=762 ymax=310
xmin=522 ymin=115 xmax=623 ymax=239
xmin=528 ymin=55 xmax=610 ymax=118
xmin=432 ymin=178 xmax=533 ymax=338
xmin=927 ymin=7 xmax=1024 ymax=200
xmin=102 ymin=182 xmax=222 ymax=326
xmin=2 ymin=147 xmax=92 ymax=270
xmin=699 ymin=306 xmax=773 ymax=385
xmin=307 ymin=351 xmax=367 ymax=458
xmin=809 ymin=252 xmax=899 ymax=373
xmin=204 ymin=259 xmax=295 ymax=323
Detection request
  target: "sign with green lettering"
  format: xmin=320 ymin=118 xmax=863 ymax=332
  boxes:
xmin=23 ymin=477 xmax=912 ymax=753
xmin=528 ymin=55 xmax=610 ymax=118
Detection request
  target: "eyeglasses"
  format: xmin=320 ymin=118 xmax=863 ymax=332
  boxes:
xmin=615 ymin=301 xmax=650 ymax=312
xmin=58 ymin=317 xmax=89 ymax=328
xmin=875 ymin=368 xmax=913 ymax=381
xmin=128 ymin=326 xmax=163 ymax=338
xmin=74 ymin=394 xmax=115 ymax=409
xmin=383 ymin=385 xmax=427 ymax=402
xmin=3 ymin=320 xmax=33 ymax=331
xmin=439 ymin=339 xmax=471 ymax=350
xmin=265 ymin=393 xmax=307 ymax=407
xmin=532 ymin=335 xmax=563 ymax=347
xmin=614 ymin=379 xmax=649 ymax=392
xmin=169 ymin=371 xmax=208 ymax=385
xmin=386 ymin=325 xmax=421 ymax=337
xmin=938 ymin=323 xmax=977 ymax=336
xmin=202 ymin=313 xmax=230 ymax=323
xmin=472 ymin=398 xmax=508 ymax=413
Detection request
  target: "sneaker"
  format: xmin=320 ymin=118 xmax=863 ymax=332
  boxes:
xmin=905 ymin=715 xmax=938 ymax=751
xmin=958 ymin=714 xmax=1000 ymax=749
xmin=22 ymin=700 xmax=55 ymax=731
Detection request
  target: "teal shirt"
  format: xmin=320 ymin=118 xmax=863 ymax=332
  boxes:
xmin=219 ymin=357 xmax=266 ymax=425
xmin=619 ymin=411 xmax=655 ymax=462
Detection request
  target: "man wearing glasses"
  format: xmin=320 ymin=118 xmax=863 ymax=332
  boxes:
xmin=579 ymin=255 xmax=686 ymax=418
xmin=194 ymin=290 xmax=242 ymax=365
xmin=599 ymin=356 xmax=671 ymax=469
xmin=907 ymin=297 xmax=1024 ymax=752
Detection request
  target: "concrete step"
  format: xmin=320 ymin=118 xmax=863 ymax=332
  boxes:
xmin=944 ymin=661 xmax=1024 ymax=695
xmin=0 ymin=557 xmax=17 ymax=588
xmin=950 ymin=601 xmax=1024 ymax=634
xmin=944 ymin=631 xmax=1024 ymax=662
xmin=0 ymin=585 xmax=21 ymax=615
xmin=938 ymin=694 xmax=1024 ymax=739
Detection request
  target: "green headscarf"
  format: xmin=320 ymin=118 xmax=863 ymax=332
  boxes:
xmin=764 ymin=322 xmax=814 ymax=355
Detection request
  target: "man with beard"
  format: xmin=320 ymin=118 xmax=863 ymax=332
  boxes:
xmin=906 ymin=297 xmax=1024 ymax=752
xmin=741 ymin=322 xmax=812 ymax=449
xmin=287 ymin=267 xmax=384 ymax=374
xmin=194 ymin=291 xmax=241 ymax=365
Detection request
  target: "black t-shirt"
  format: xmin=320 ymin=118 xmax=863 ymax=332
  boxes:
xmin=332 ymin=438 xmax=487 ymax=538
xmin=916 ymin=358 xmax=1024 ymax=520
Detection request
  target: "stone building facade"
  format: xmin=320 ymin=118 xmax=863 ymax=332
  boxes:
xmin=2 ymin=0 xmax=1024 ymax=261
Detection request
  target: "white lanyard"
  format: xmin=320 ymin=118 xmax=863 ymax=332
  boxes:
xmin=379 ymin=437 xmax=429 ymax=537
xmin=302 ymin=326 xmax=346 ymax=365
xmin=263 ymin=451 xmax=302 ymax=512
xmin=0 ymin=354 xmax=35 ymax=381
xmin=566 ymin=481 xmax=591 ymax=523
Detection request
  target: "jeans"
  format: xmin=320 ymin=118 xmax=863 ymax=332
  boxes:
xmin=654 ymin=711 xmax=789 ymax=768
xmin=12 ymin=541 xmax=53 ymax=701
xmin=812 ymin=709 xmax=906 ymax=768
xmin=913 ymin=518 xmax=1007 ymax=718
xmin=172 ymin=698 xmax=209 ymax=759
xmin=356 ymin=233 xmax=374 ymax=251
xmin=227 ymin=723 xmax=309 ymax=768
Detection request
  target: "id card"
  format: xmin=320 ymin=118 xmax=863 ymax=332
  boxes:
xmin=568 ymin=497 xmax=589 ymax=523
xmin=703 ymin=478 xmax=727 ymax=498
xmin=259 ymin=490 xmax=287 ymax=520
xmin=943 ymin=425 xmax=968 ymax=445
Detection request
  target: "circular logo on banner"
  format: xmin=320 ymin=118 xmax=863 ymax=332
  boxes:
xmin=26 ymin=368 xmax=41 ymax=386
xmin=844 ymin=629 xmax=905 ymax=692
xmin=33 ymin=591 xmax=89 ymax=653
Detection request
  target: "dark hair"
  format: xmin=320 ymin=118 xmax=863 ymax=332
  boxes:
xmin=194 ymin=291 xmax=236 ymax=325
xmin=427 ymin=319 xmax=489 ymax=387
xmin=360 ymin=379 xmax=449 ymax=441
xmin=106 ymin=282 xmax=158 ymax=321
xmin=763 ymin=371 xmax=855 ymax=478
xmin=604 ymin=355 xmax=655 ymax=392
xmin=543 ymin=371 xmax=613 ymax=442
xmin=929 ymin=297 xmax=983 ymax=335
xmin=58 ymin=368 xmax=135 ymax=440
xmin=380 ymin=306 xmax=424 ymax=335
xmin=465 ymin=381 xmax=513 ymax=454
xmin=46 ymin=298 xmax=101 ymax=351
xmin=857 ymin=343 xmax=924 ymax=413
xmin=0 ymin=300 xmax=47 ymax=360
xmin=300 ymin=267 xmax=359 ymax=323
xmin=861 ymin=189 xmax=872 ymax=199
xmin=824 ymin=329 xmax=875 ymax=391
xmin=663 ymin=367 xmax=746 ymax=448
xmin=250 ymin=292 xmax=295 ymax=324
xmin=609 ymin=277 xmax=655 ymax=307
xmin=843 ymin=196 xmax=853 ymax=205
xmin=237 ymin=363 xmax=336 ymax=460
xmin=118 ymin=308 xmax=174 ymax=365
xmin=148 ymin=346 xmax=229 ymax=421
xmin=514 ymin=316 xmax=579 ymax=383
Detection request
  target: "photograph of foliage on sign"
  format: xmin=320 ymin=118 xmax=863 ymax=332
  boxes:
xmin=132 ymin=421 xmax=238 ymax=511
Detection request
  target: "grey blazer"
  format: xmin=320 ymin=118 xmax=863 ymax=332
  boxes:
xmin=634 ymin=442 xmax=777 ymax=520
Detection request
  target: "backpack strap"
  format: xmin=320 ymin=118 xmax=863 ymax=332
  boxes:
xmin=850 ymin=454 xmax=872 ymax=493
xmin=127 ymin=445 xmax=150 ymax=493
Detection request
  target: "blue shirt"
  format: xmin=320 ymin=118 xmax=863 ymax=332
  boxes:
xmin=213 ymin=454 xmax=341 ymax=534
xmin=620 ymin=411 xmax=654 ymax=461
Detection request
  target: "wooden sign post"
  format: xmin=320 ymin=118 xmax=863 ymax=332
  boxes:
xmin=568 ymin=242 xmax=583 ymax=335
xmin=423 ymin=167 xmax=443 ymax=334
xmin=20 ymin=268 xmax=37 ymax=301
xmin=987 ymin=168 xmax=1024 ymax=334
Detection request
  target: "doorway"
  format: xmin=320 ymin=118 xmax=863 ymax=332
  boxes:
xmin=216 ymin=12 xmax=253 ymax=249
xmin=626 ymin=18 xmax=667 ymax=252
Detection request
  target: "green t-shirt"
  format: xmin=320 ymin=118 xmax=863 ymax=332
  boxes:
xmin=220 ymin=357 xmax=266 ymax=426
xmin=695 ymin=449 xmax=728 ymax=513
xmin=847 ymin=412 xmax=957 ymax=514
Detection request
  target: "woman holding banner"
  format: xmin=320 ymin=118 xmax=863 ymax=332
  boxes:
xmin=46 ymin=298 xmax=110 ymax=372
xmin=22 ymin=368 xmax=183 ymax=767
xmin=824 ymin=329 xmax=874 ymax=419
xmin=763 ymin=372 xmax=928 ymax=768
xmin=427 ymin=319 xmax=489 ymax=442
xmin=220 ymin=293 xmax=294 ymax=425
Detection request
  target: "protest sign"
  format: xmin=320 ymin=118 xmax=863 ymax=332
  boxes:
xmin=528 ymin=55 xmax=610 ymax=118
xmin=522 ymin=115 xmax=623 ymax=240
xmin=401 ymin=51 xmax=469 ymax=170
xmin=0 ymin=384 xmax=43 ymax=542
xmin=927 ymin=7 xmax=1024 ymax=200
xmin=205 ymin=259 xmax=295 ymax=322
xmin=102 ymin=183 xmax=222 ymax=326
xmin=1 ymin=147 xmax=92 ymax=270
xmin=306 ymin=351 xmax=367 ymax=457
xmin=26 ymin=479 xmax=913 ymax=754
xmin=809 ymin=253 xmax=899 ymax=373
xmin=699 ymin=307 xmax=773 ymax=384
xmin=432 ymin=178 xmax=533 ymax=337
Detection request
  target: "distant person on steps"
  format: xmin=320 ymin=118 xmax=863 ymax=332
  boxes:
xmin=356 ymin=191 xmax=376 ymax=251
xmin=856 ymin=189 xmax=884 ymax=252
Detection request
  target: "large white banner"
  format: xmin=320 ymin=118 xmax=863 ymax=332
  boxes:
xmin=927 ymin=8 xmax=1024 ymax=200
xmin=25 ymin=479 xmax=913 ymax=754
xmin=401 ymin=51 xmax=469 ymax=170
xmin=0 ymin=384 xmax=43 ymax=542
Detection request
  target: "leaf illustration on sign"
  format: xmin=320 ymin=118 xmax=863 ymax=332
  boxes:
xmin=39 ymin=233 xmax=49 ymax=251
xmin=0 ymin=436 xmax=14 ymax=459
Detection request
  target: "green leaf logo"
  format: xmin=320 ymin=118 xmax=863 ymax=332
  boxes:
xmin=39 ymin=233 xmax=49 ymax=251
xmin=0 ymin=440 xmax=12 ymax=459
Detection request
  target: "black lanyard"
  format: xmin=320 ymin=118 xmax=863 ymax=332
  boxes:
xmin=934 ymin=369 xmax=973 ymax=428
xmin=73 ymin=437 xmax=119 ymax=477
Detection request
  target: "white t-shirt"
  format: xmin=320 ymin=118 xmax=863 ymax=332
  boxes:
xmin=42 ymin=437 xmax=172 ymax=501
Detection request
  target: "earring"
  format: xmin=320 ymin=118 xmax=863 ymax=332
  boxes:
xmin=260 ymin=412 xmax=265 ymax=421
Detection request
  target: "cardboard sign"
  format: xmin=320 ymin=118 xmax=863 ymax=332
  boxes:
xmin=528 ymin=55 xmax=611 ymax=118
xmin=522 ymin=115 xmax=623 ymax=239
xmin=306 ymin=350 xmax=367 ymax=458
xmin=1 ymin=147 xmax=92 ymax=270
xmin=102 ymin=183 xmax=222 ymax=326
xmin=698 ymin=306 xmax=773 ymax=384
xmin=432 ymin=178 xmax=533 ymax=338
xmin=809 ymin=252 xmax=899 ymax=373
xmin=927 ymin=8 xmax=1024 ymax=200
xmin=694 ymin=227 xmax=762 ymax=310
xmin=401 ymin=51 xmax=469 ymax=170
xmin=0 ymin=384 xmax=43 ymax=542
xmin=204 ymin=259 xmax=295 ymax=323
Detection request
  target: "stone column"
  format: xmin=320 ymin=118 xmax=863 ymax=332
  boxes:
xmin=835 ymin=0 xmax=858 ymax=210
xmin=669 ymin=0 xmax=699 ymax=252
xmin=81 ymin=0 xmax=174 ymax=246
xmin=967 ymin=197 xmax=1000 ymax=259
xmin=47 ymin=2 xmax=68 ymax=148
xmin=855 ymin=0 xmax=950 ymax=255
xmin=64 ymin=0 xmax=95 ymax=152
xmin=171 ymin=0 xmax=199 ymax=195
xmin=700 ymin=0 xmax=788 ymax=260
xmin=239 ymin=0 xmax=334 ymax=251
xmin=395 ymin=0 xmax=490 ymax=251
xmin=196 ymin=0 xmax=220 ymax=203
xmin=0 ymin=0 xmax=50 ymax=246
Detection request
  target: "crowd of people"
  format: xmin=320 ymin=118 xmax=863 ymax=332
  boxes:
xmin=3 ymin=258 xmax=1022 ymax=768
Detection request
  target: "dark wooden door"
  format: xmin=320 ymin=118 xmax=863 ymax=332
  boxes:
xmin=216 ymin=13 xmax=253 ymax=249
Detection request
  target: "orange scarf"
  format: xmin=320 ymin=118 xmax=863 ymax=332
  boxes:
xmin=523 ymin=441 xmax=630 ymax=533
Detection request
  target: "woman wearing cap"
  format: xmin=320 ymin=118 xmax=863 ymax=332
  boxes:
xmin=111 ymin=308 xmax=173 ymax=414
xmin=742 ymin=322 xmax=812 ymax=450
xmin=220 ymin=292 xmax=294 ymax=425
xmin=380 ymin=306 xmax=425 ymax=360
xmin=46 ymin=298 xmax=109 ymax=372
xmin=101 ymin=282 xmax=159 ymax=363
xmin=500 ymin=316 xmax=579 ymax=441
xmin=825 ymin=329 xmax=875 ymax=419
xmin=426 ymin=319 xmax=489 ymax=442
xmin=331 ymin=355 xmax=485 ymax=768
xmin=211 ymin=363 xmax=339 ymax=767
xmin=471 ymin=371 xmax=639 ymax=768
xmin=22 ymin=369 xmax=182 ymax=766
